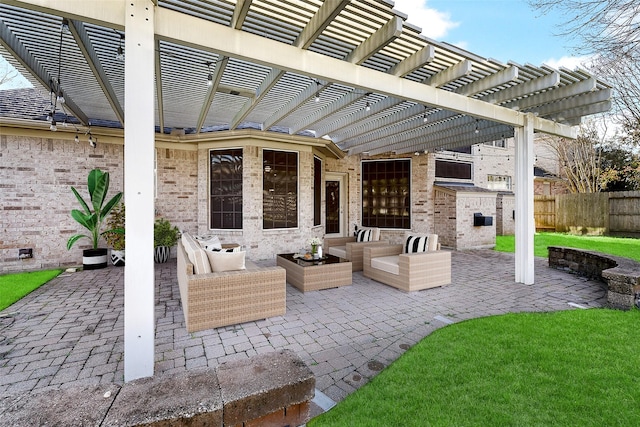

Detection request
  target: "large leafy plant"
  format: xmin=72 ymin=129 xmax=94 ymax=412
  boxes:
xmin=104 ymin=202 xmax=125 ymax=251
xmin=67 ymin=168 xmax=123 ymax=250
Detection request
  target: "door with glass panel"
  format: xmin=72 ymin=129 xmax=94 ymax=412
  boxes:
xmin=325 ymin=173 xmax=347 ymax=237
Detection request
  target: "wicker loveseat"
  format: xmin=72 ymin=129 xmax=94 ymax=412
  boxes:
xmin=325 ymin=227 xmax=387 ymax=271
xmin=177 ymin=239 xmax=286 ymax=333
xmin=363 ymin=233 xmax=451 ymax=292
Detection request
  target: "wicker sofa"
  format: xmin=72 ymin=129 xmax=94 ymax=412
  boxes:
xmin=177 ymin=240 xmax=286 ymax=333
xmin=363 ymin=233 xmax=451 ymax=292
xmin=324 ymin=228 xmax=387 ymax=271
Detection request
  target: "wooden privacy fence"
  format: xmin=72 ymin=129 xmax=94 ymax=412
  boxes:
xmin=534 ymin=191 xmax=640 ymax=236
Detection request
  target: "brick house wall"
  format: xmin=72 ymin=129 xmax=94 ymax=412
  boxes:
xmin=496 ymin=192 xmax=515 ymax=236
xmin=1 ymin=127 xmax=447 ymax=272
xmin=433 ymin=185 xmax=497 ymax=250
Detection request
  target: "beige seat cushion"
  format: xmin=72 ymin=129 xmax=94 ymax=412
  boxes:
xmin=181 ymin=232 xmax=212 ymax=274
xmin=371 ymin=255 xmax=400 ymax=275
xmin=328 ymin=245 xmax=347 ymax=259
xmin=206 ymin=250 xmax=246 ymax=272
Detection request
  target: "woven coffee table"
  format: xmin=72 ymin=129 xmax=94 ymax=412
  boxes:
xmin=276 ymin=253 xmax=352 ymax=292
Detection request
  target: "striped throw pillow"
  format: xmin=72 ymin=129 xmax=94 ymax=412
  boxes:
xmin=405 ymin=235 xmax=429 ymax=253
xmin=181 ymin=232 xmax=212 ymax=274
xmin=356 ymin=229 xmax=372 ymax=242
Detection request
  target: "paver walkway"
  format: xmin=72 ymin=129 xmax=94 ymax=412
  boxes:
xmin=0 ymin=250 xmax=606 ymax=410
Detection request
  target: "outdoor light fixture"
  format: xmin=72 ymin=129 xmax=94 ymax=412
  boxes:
xmin=115 ymin=33 xmax=125 ymax=62
xmin=365 ymin=101 xmax=371 ymax=112
xmin=56 ymin=89 xmax=65 ymax=104
xmin=423 ymin=112 xmax=428 ymax=123
xmin=315 ymin=80 xmax=321 ymax=102
xmin=46 ymin=110 xmax=53 ymax=122
xmin=50 ymin=120 xmax=57 ymax=132
xmin=88 ymin=133 xmax=96 ymax=148
xmin=74 ymin=133 xmax=79 ymax=143
xmin=206 ymin=62 xmax=213 ymax=87
xmin=474 ymin=119 xmax=480 ymax=134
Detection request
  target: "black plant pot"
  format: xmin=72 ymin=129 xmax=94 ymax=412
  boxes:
xmin=154 ymin=246 xmax=170 ymax=263
xmin=83 ymin=248 xmax=108 ymax=270
xmin=110 ymin=249 xmax=125 ymax=267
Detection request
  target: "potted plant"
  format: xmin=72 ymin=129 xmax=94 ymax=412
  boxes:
xmin=104 ymin=202 xmax=125 ymax=266
xmin=67 ymin=168 xmax=123 ymax=270
xmin=154 ymin=218 xmax=179 ymax=263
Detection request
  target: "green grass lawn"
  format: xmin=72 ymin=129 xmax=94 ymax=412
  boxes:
xmin=495 ymin=232 xmax=640 ymax=261
xmin=0 ymin=269 xmax=62 ymax=311
xmin=309 ymin=309 xmax=640 ymax=427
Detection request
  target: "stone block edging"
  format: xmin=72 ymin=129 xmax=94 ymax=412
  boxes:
xmin=0 ymin=349 xmax=315 ymax=427
xmin=548 ymin=246 xmax=640 ymax=310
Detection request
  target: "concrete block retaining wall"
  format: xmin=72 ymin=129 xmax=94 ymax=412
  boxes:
xmin=548 ymin=246 xmax=640 ymax=310
xmin=0 ymin=350 xmax=315 ymax=427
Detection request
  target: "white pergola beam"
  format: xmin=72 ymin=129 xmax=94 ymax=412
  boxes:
xmin=425 ymin=59 xmax=472 ymax=88
xmin=262 ymin=79 xmax=316 ymax=130
xmin=484 ymin=70 xmax=560 ymax=104
xmin=315 ymin=97 xmax=403 ymax=138
xmin=196 ymin=56 xmax=228 ymax=133
xmin=291 ymin=91 xmax=361 ymax=134
xmin=527 ymin=89 xmax=611 ymax=117
xmin=123 ymin=0 xmax=156 ymax=382
xmin=67 ymin=19 xmax=124 ymax=125
xmin=365 ymin=116 xmax=498 ymax=155
xmin=548 ymin=101 xmax=612 ymax=122
xmin=455 ymin=65 xmax=518 ymax=97
xmin=337 ymin=102 xmax=427 ymax=145
xmin=233 ymin=0 xmax=347 ymax=130
xmin=506 ymin=77 xmax=597 ymax=111
xmin=389 ymin=44 xmax=434 ymax=77
xmin=391 ymin=124 xmax=514 ymax=155
xmin=514 ymin=113 xmax=536 ymax=284
xmin=346 ymin=15 xmax=403 ymax=64
xmin=154 ymin=39 xmax=165 ymax=133
xmin=231 ymin=68 xmax=283 ymax=129
xmin=0 ymin=19 xmax=90 ymax=125
xmin=231 ymin=0 xmax=252 ymax=30
xmin=295 ymin=0 xmax=350 ymax=49
xmin=10 ymin=0 xmax=577 ymax=138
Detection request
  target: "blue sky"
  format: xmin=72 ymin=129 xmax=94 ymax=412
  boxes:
xmin=1 ymin=1 xmax=588 ymax=90
xmin=395 ymin=0 xmax=589 ymax=69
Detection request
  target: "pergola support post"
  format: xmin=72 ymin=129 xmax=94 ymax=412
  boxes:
xmin=514 ymin=113 xmax=536 ymax=284
xmin=123 ymin=0 xmax=156 ymax=382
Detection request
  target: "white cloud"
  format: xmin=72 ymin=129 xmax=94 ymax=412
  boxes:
xmin=542 ymin=55 xmax=593 ymax=71
xmin=393 ymin=0 xmax=458 ymax=40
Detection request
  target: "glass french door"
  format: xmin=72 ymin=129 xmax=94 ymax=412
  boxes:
xmin=325 ymin=173 xmax=347 ymax=237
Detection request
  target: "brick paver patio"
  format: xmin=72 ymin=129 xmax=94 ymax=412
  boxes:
xmin=0 ymin=250 xmax=606 ymax=408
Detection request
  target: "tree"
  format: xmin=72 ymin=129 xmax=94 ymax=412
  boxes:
xmin=598 ymin=139 xmax=640 ymax=192
xmin=0 ymin=59 xmax=19 ymax=88
xmin=539 ymin=121 xmax=602 ymax=193
xmin=527 ymin=0 xmax=640 ymax=132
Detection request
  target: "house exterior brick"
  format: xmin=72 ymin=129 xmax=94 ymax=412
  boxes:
xmin=1 ymin=125 xmax=560 ymax=272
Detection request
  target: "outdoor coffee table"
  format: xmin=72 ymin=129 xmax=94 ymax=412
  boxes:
xmin=276 ymin=253 xmax=352 ymax=292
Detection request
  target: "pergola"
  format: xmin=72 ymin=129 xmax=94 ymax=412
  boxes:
xmin=1 ymin=0 xmax=611 ymax=381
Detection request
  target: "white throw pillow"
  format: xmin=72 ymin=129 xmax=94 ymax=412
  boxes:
xmin=197 ymin=235 xmax=222 ymax=252
xmin=181 ymin=233 xmax=212 ymax=274
xmin=405 ymin=234 xmax=429 ymax=253
xmin=206 ymin=250 xmax=246 ymax=272
xmin=356 ymin=228 xmax=372 ymax=242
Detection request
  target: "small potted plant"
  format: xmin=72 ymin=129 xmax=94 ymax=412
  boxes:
xmin=104 ymin=202 xmax=125 ymax=266
xmin=154 ymin=218 xmax=179 ymax=263
xmin=67 ymin=168 xmax=123 ymax=269
xmin=308 ymin=236 xmax=323 ymax=259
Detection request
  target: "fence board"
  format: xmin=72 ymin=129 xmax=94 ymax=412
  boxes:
xmin=534 ymin=195 xmax=555 ymax=230
xmin=533 ymin=191 xmax=640 ymax=235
